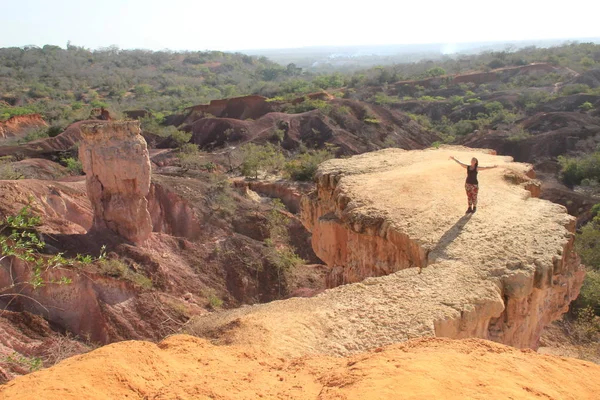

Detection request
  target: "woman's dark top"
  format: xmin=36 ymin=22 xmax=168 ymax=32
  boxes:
xmin=466 ymin=166 xmax=478 ymax=185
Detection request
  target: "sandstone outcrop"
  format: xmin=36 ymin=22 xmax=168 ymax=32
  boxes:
xmin=2 ymin=335 xmax=600 ymax=400
xmin=79 ymin=121 xmax=152 ymax=245
xmin=189 ymin=147 xmax=584 ymax=355
xmin=0 ymin=114 xmax=47 ymax=139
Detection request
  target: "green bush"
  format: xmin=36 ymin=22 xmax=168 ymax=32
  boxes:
xmin=449 ymin=96 xmax=465 ymax=108
xmin=370 ymin=92 xmax=401 ymax=106
xmin=576 ymin=223 xmax=600 ymax=271
xmin=0 ymin=106 xmax=37 ymax=121
xmin=19 ymin=127 xmax=49 ymax=143
xmin=97 ymin=258 xmax=152 ymax=289
xmin=284 ymin=148 xmax=334 ymax=181
xmin=517 ymin=91 xmax=551 ymax=109
xmin=0 ymin=156 xmax=22 ymax=180
xmin=452 ymin=120 xmax=477 ymax=136
xmin=363 ymin=117 xmax=380 ymax=124
xmin=270 ymin=128 xmax=285 ymax=143
xmin=507 ymin=128 xmax=532 ymax=142
xmin=62 ymin=157 xmax=83 ymax=175
xmin=240 ymin=143 xmax=285 ymax=179
xmin=558 ymin=152 xmax=600 ymax=186
xmin=580 ymin=101 xmax=594 ymax=111
xmin=285 ymin=98 xmax=332 ymax=114
xmin=484 ymin=101 xmax=504 ymax=114
xmin=561 ymin=84 xmax=591 ymax=96
xmin=575 ymin=270 xmax=600 ymax=313
xmin=418 ymin=95 xmax=445 ymax=102
xmin=207 ymin=293 xmax=223 ymax=309
xmin=425 ymin=67 xmax=446 ymax=77
xmin=169 ymin=128 xmax=192 ymax=146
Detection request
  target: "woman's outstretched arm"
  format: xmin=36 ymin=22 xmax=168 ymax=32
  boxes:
xmin=478 ymin=165 xmax=499 ymax=170
xmin=449 ymin=156 xmax=468 ymax=168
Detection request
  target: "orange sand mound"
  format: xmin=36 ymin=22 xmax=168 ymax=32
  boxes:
xmin=1 ymin=335 xmax=599 ymax=400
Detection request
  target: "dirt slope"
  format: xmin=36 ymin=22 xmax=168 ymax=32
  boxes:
xmin=1 ymin=334 xmax=599 ymax=400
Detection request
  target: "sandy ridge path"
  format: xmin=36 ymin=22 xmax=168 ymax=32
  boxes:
xmin=187 ymin=147 xmax=581 ymax=357
xmin=1 ymin=335 xmax=600 ymax=400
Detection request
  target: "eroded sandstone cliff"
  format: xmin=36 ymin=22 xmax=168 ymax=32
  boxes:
xmin=0 ymin=114 xmax=47 ymax=139
xmin=79 ymin=121 xmax=152 ymax=245
xmin=189 ymin=146 xmax=584 ymax=354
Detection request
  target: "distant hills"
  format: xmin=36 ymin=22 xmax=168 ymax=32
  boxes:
xmin=245 ymin=37 xmax=600 ymax=70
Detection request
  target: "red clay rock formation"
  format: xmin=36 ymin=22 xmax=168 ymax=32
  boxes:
xmin=183 ymin=95 xmax=272 ymax=124
xmin=89 ymin=107 xmax=112 ymax=121
xmin=0 ymin=120 xmax=100 ymax=158
xmin=0 ymin=114 xmax=47 ymax=139
xmin=189 ymin=99 xmax=438 ymax=154
xmin=79 ymin=121 xmax=152 ymax=245
xmin=10 ymin=158 xmax=69 ymax=180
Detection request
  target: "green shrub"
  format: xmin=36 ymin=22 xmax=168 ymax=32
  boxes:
xmin=363 ymin=117 xmax=380 ymax=124
xmin=484 ymin=101 xmax=504 ymax=114
xmin=580 ymin=102 xmax=594 ymax=111
xmin=207 ymin=293 xmax=223 ymax=309
xmin=488 ymin=59 xmax=506 ymax=69
xmin=574 ymin=271 xmax=600 ymax=315
xmin=425 ymin=67 xmax=446 ymax=77
xmin=561 ymin=84 xmax=591 ymax=96
xmin=370 ymin=92 xmax=401 ymax=106
xmin=205 ymin=175 xmax=236 ymax=216
xmin=517 ymin=91 xmax=551 ymax=109
xmin=449 ymin=96 xmax=465 ymax=108
xmin=240 ymin=143 xmax=285 ymax=179
xmin=19 ymin=127 xmax=49 ymax=143
xmin=569 ymin=306 xmax=600 ymax=343
xmin=0 ymin=206 xmax=74 ymax=290
xmin=0 ymin=156 xmax=22 ymax=180
xmin=270 ymin=128 xmax=285 ymax=143
xmin=61 ymin=157 xmax=83 ymax=175
xmin=576 ymin=224 xmax=600 ymax=271
xmin=284 ymin=148 xmax=334 ymax=181
xmin=97 ymin=258 xmax=152 ymax=289
xmin=165 ymin=126 xmax=191 ymax=146
xmin=558 ymin=152 xmax=600 ymax=186
xmin=284 ymin=98 xmax=332 ymax=114
xmin=507 ymin=128 xmax=532 ymax=142
xmin=1 ymin=353 xmax=43 ymax=373
xmin=47 ymin=125 xmax=64 ymax=137
xmin=452 ymin=120 xmax=477 ymax=136
xmin=0 ymin=106 xmax=37 ymax=121
xmin=179 ymin=143 xmax=198 ymax=155
xmin=406 ymin=113 xmax=433 ymax=130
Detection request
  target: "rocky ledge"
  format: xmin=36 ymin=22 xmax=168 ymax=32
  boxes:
xmin=189 ymin=146 xmax=584 ymax=355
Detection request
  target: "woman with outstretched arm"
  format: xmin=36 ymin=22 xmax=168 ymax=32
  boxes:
xmin=450 ymin=156 xmax=498 ymax=214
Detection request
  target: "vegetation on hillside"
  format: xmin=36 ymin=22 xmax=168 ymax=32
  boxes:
xmin=1 ymin=42 xmax=598 ymax=129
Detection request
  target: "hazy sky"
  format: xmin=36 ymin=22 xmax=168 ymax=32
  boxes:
xmin=1 ymin=0 xmax=599 ymax=51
